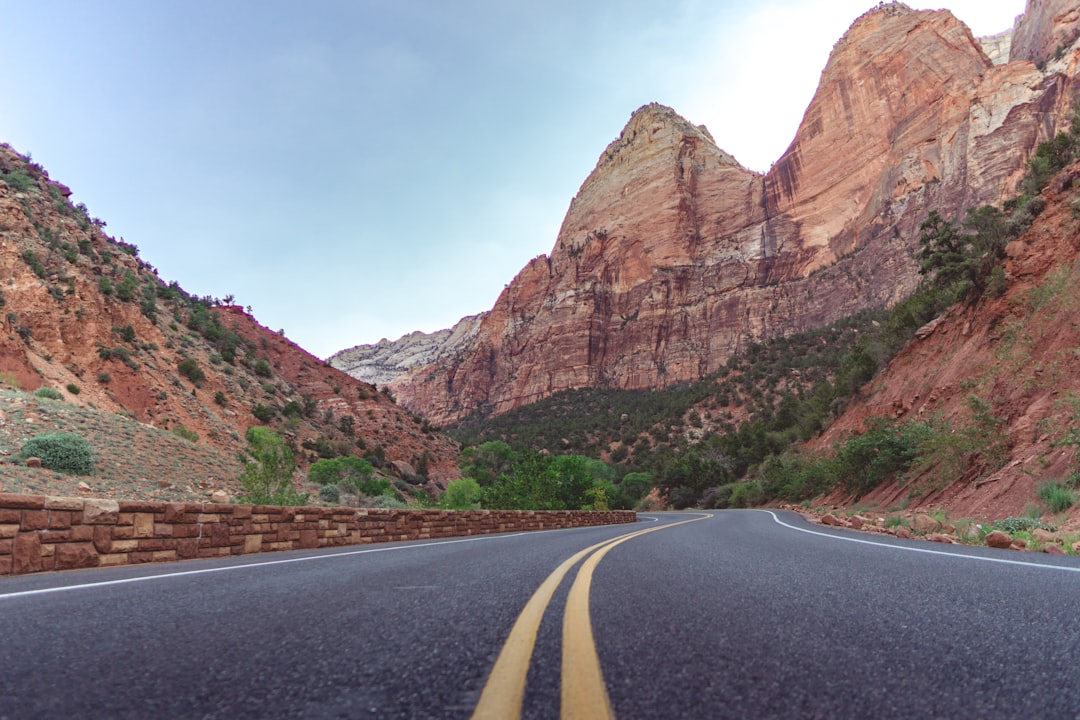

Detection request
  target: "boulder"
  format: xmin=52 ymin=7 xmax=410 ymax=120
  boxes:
xmin=985 ymin=530 xmax=1012 ymax=549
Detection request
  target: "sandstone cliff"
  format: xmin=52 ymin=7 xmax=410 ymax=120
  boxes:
xmin=348 ymin=2 xmax=1080 ymax=426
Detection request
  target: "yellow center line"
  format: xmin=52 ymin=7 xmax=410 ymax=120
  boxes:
xmin=470 ymin=514 xmax=712 ymax=720
xmin=561 ymin=514 xmax=711 ymax=720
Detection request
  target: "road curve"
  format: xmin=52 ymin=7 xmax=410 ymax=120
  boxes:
xmin=2 ymin=510 xmax=1079 ymax=719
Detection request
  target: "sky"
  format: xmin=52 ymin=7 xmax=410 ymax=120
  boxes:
xmin=0 ymin=0 xmax=1025 ymax=358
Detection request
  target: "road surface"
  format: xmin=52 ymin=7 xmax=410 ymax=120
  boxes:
xmin=2 ymin=510 xmax=1079 ymax=719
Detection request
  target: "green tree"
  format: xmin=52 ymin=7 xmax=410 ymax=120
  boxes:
xmin=238 ymin=426 xmax=308 ymax=505
xmin=440 ymin=477 xmax=482 ymax=509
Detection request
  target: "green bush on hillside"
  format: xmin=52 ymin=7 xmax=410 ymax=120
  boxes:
xmin=22 ymin=431 xmax=94 ymax=475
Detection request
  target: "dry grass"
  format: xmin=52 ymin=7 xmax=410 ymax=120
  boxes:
xmin=0 ymin=390 xmax=242 ymax=502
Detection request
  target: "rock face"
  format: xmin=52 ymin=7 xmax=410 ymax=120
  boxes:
xmin=350 ymin=2 xmax=1080 ymax=425
xmin=329 ymin=314 xmax=484 ymax=387
xmin=1011 ymin=0 xmax=1080 ymax=67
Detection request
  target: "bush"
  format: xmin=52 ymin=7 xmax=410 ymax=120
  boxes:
xmin=1038 ymin=480 xmax=1076 ymax=513
xmin=319 ymin=484 xmax=341 ymax=504
xmin=237 ymin=426 xmax=307 ymax=505
xmin=171 ymin=424 xmax=199 ymax=443
xmin=252 ymin=404 xmax=275 ymax=423
xmin=66 ymin=383 xmax=81 ymax=395
xmin=254 ymin=358 xmax=272 ymax=377
xmin=34 ymin=387 xmax=63 ymax=400
xmin=177 ymin=357 xmax=205 ymax=385
xmin=21 ymin=431 xmax=94 ymax=475
xmin=440 ymin=477 xmax=482 ymax=509
xmin=214 ymin=391 xmax=228 ymax=406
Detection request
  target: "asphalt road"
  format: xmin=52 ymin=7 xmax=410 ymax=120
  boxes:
xmin=2 ymin=510 xmax=1080 ymax=719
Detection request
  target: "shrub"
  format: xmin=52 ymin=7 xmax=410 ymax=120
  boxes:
xmin=254 ymin=358 xmax=272 ymax=378
xmin=114 ymin=324 xmax=136 ymax=344
xmin=177 ymin=357 xmax=205 ymax=385
xmin=252 ymin=404 xmax=275 ymax=423
xmin=1037 ymin=480 xmax=1076 ymax=513
xmin=171 ymin=424 xmax=199 ymax=443
xmin=319 ymin=484 xmax=341 ymax=504
xmin=214 ymin=391 xmax=228 ymax=406
xmin=440 ymin=477 xmax=482 ymax=509
xmin=97 ymin=371 xmax=111 ymax=384
xmin=237 ymin=426 xmax=307 ymax=505
xmin=34 ymin=387 xmax=63 ymax=400
xmin=66 ymin=383 xmax=80 ymax=395
xmin=21 ymin=431 xmax=94 ymax=475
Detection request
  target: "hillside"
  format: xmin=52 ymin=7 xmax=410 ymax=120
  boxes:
xmin=0 ymin=144 xmax=460 ymax=501
xmin=813 ymin=160 xmax=1080 ymax=519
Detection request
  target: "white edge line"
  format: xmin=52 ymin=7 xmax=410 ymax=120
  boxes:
xmin=0 ymin=530 xmax=545 ymax=601
xmin=761 ymin=510 xmax=1080 ymax=573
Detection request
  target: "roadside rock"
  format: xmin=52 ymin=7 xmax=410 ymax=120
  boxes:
xmin=25 ymin=457 xmax=42 ymax=468
xmin=820 ymin=513 xmax=844 ymax=527
xmin=985 ymin=530 xmax=1012 ymax=549
xmin=926 ymin=533 xmax=955 ymax=544
xmin=1044 ymin=543 xmax=1066 ymax=555
xmin=912 ymin=514 xmax=940 ymax=533
xmin=894 ymin=526 xmax=913 ymax=539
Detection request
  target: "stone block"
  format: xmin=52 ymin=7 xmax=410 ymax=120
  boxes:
xmin=137 ymin=538 xmax=169 ymax=551
xmin=0 ymin=555 xmax=12 ymax=575
xmin=54 ymin=543 xmax=99 ymax=571
xmin=20 ymin=510 xmax=49 ymax=531
xmin=210 ymin=523 xmax=230 ymax=547
xmin=0 ymin=509 xmax=20 ymax=523
xmin=98 ymin=553 xmax=128 ymax=567
xmin=244 ymin=534 xmax=263 ymax=553
xmin=154 ymin=524 xmax=174 ymax=538
xmin=49 ymin=510 xmax=73 ymax=529
xmin=41 ymin=543 xmax=55 ymax=557
xmin=93 ymin=526 xmax=113 ymax=553
xmin=0 ymin=539 xmax=11 ymax=554
xmin=0 ymin=524 xmax=19 ymax=539
xmin=118 ymin=500 xmax=164 ymax=513
xmin=109 ymin=539 xmax=140 ymax=553
xmin=13 ymin=533 xmax=42 ymax=574
xmin=231 ymin=505 xmax=252 ymax=520
xmin=44 ymin=496 xmax=85 ymax=511
xmin=83 ymin=499 xmax=120 ymax=525
xmin=152 ymin=550 xmax=177 ymax=562
xmin=71 ymin=526 xmax=94 ymax=542
xmin=299 ymin=529 xmax=318 ymax=549
xmin=40 ymin=530 xmax=73 ymax=544
xmin=176 ymin=539 xmax=199 ymax=559
xmin=133 ymin=513 xmax=155 ymax=538
xmin=0 ymin=493 xmax=46 ymax=509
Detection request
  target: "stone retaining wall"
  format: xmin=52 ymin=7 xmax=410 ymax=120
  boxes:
xmin=0 ymin=492 xmax=636 ymax=576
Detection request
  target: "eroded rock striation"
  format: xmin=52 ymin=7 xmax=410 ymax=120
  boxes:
xmin=343 ymin=2 xmax=1080 ymax=425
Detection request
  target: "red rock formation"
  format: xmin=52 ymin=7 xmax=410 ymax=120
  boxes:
xmin=1011 ymin=0 xmax=1080 ymax=67
xmin=389 ymin=3 xmax=1080 ymax=425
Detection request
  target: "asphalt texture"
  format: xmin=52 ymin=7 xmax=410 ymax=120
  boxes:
xmin=2 ymin=510 xmax=1080 ymax=719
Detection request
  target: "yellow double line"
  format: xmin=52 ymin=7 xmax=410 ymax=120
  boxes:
xmin=470 ymin=514 xmax=711 ymax=720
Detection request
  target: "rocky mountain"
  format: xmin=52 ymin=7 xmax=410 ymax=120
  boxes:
xmin=0 ymin=144 xmax=460 ymax=498
xmin=328 ymin=314 xmax=484 ymax=387
xmin=337 ymin=1 xmax=1080 ymax=426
